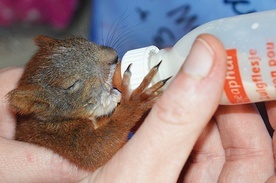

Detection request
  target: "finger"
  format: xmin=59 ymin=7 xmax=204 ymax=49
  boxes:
xmin=265 ymin=101 xmax=276 ymax=172
xmin=0 ymin=67 xmax=23 ymax=139
xmin=265 ymin=101 xmax=276 ymax=130
xmin=181 ymin=119 xmax=225 ymax=182
xmin=92 ymin=34 xmax=227 ymax=182
xmin=0 ymin=137 xmax=87 ymax=183
xmin=215 ymin=105 xmax=274 ymax=182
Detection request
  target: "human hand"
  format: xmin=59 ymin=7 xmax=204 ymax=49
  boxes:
xmin=0 ymin=34 xmax=227 ymax=182
xmin=180 ymin=104 xmax=275 ymax=182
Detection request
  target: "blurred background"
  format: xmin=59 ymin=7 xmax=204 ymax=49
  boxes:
xmin=0 ymin=0 xmax=90 ymax=69
xmin=1 ymin=0 xmax=276 ymax=69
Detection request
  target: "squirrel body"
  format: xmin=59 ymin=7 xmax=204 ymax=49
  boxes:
xmin=8 ymin=36 xmax=166 ymax=171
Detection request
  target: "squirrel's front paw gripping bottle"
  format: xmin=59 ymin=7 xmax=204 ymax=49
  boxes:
xmin=121 ymin=10 xmax=276 ymax=105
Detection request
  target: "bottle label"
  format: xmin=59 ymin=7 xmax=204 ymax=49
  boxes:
xmin=224 ymin=49 xmax=250 ymax=104
xmin=224 ymin=39 xmax=276 ymax=104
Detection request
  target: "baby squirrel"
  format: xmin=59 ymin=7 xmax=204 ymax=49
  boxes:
xmin=8 ymin=35 xmax=169 ymax=171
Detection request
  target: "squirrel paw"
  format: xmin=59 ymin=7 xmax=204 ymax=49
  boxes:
xmin=120 ymin=61 xmax=171 ymax=110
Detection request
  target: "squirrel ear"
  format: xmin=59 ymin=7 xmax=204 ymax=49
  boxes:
xmin=34 ymin=35 xmax=57 ymax=47
xmin=8 ymin=85 xmax=49 ymax=115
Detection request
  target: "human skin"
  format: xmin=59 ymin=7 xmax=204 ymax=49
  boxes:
xmin=0 ymin=34 xmax=275 ymax=183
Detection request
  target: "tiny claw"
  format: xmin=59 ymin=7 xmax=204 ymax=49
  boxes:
xmin=154 ymin=60 xmax=162 ymax=70
xmin=125 ymin=63 xmax=132 ymax=73
xmin=162 ymin=76 xmax=172 ymax=85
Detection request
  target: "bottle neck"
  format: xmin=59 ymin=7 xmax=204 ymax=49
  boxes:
xmin=120 ymin=39 xmax=192 ymax=90
xmin=120 ymin=46 xmax=159 ymax=90
xmin=149 ymin=46 xmax=189 ymax=85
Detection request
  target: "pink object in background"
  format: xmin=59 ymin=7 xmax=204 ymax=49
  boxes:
xmin=0 ymin=0 xmax=79 ymax=29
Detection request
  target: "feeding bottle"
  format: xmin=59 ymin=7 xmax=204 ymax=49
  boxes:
xmin=120 ymin=10 xmax=276 ymax=105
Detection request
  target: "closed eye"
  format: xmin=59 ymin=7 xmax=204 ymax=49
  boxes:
xmin=63 ymin=79 xmax=82 ymax=92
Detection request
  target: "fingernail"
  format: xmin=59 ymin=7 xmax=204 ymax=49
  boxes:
xmin=182 ymin=38 xmax=214 ymax=78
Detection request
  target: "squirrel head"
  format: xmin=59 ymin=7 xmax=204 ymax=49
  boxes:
xmin=9 ymin=35 xmax=121 ymax=122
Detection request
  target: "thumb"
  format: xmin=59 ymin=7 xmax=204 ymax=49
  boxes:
xmin=94 ymin=34 xmax=227 ymax=182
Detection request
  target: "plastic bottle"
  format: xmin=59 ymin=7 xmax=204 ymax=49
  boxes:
xmin=120 ymin=10 xmax=276 ymax=105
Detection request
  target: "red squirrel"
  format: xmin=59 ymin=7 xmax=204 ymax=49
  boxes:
xmin=8 ymin=35 xmax=169 ymax=171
